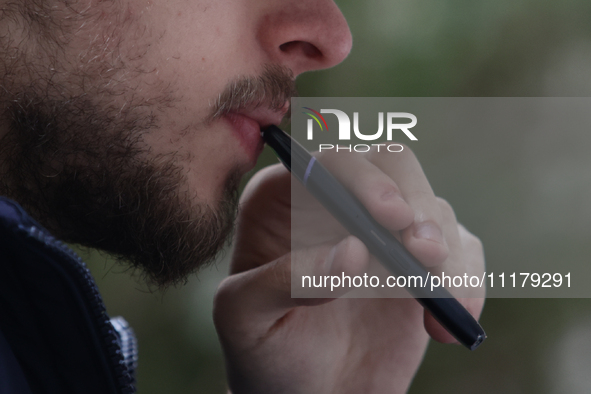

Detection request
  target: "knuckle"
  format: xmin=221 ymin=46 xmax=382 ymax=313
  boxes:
xmin=249 ymin=163 xmax=285 ymax=185
xmin=270 ymin=254 xmax=292 ymax=290
xmin=458 ymin=224 xmax=484 ymax=253
xmin=436 ymin=197 xmax=454 ymax=215
xmin=436 ymin=197 xmax=459 ymax=224
xmin=212 ymin=277 xmax=237 ymax=326
xmin=471 ymin=235 xmax=484 ymax=253
xmin=213 ymin=276 xmax=234 ymax=301
xmin=242 ymin=164 xmax=287 ymax=199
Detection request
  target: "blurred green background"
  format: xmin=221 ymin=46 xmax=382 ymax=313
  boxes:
xmin=79 ymin=0 xmax=591 ymax=392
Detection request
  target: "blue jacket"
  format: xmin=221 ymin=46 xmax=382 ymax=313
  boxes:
xmin=0 ymin=197 xmax=137 ymax=394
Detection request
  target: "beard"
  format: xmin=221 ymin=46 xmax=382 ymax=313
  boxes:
xmin=0 ymin=24 xmax=295 ymax=288
xmin=0 ymin=86 xmax=242 ymax=288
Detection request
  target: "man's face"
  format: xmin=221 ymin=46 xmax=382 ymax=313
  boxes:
xmin=0 ymin=0 xmax=352 ymax=286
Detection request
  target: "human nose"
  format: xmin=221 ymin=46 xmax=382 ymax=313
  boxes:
xmin=256 ymin=0 xmax=353 ymax=77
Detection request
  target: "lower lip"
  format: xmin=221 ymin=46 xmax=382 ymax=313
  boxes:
xmin=224 ymin=113 xmax=265 ymax=164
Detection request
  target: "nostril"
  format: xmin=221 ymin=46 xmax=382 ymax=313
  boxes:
xmin=279 ymin=41 xmax=323 ymax=59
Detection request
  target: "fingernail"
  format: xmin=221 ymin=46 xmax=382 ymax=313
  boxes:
xmin=414 ymin=221 xmax=444 ymax=244
xmin=381 ymin=188 xmax=405 ymax=202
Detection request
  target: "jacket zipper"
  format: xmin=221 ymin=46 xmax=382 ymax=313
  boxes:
xmin=18 ymin=223 xmax=137 ymax=394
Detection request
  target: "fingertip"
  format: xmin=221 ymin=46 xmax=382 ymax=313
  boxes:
xmin=329 ymin=235 xmax=371 ymax=276
xmin=402 ymin=222 xmax=449 ymax=267
xmin=366 ymin=185 xmax=415 ymax=231
xmin=414 ymin=221 xmax=445 ymax=244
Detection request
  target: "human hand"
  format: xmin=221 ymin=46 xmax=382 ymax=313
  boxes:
xmin=213 ymin=146 xmax=485 ymax=393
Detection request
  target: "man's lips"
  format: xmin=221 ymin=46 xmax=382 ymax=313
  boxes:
xmin=236 ymin=101 xmax=289 ymax=128
xmin=224 ymin=103 xmax=289 ymax=163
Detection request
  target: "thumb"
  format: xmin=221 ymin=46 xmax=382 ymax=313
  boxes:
xmin=213 ymin=236 xmax=369 ymax=338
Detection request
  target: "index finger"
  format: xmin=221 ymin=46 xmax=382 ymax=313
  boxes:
xmin=364 ymin=145 xmax=449 ymax=267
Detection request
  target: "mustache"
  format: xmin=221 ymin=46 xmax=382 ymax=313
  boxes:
xmin=209 ymin=64 xmax=297 ymax=121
